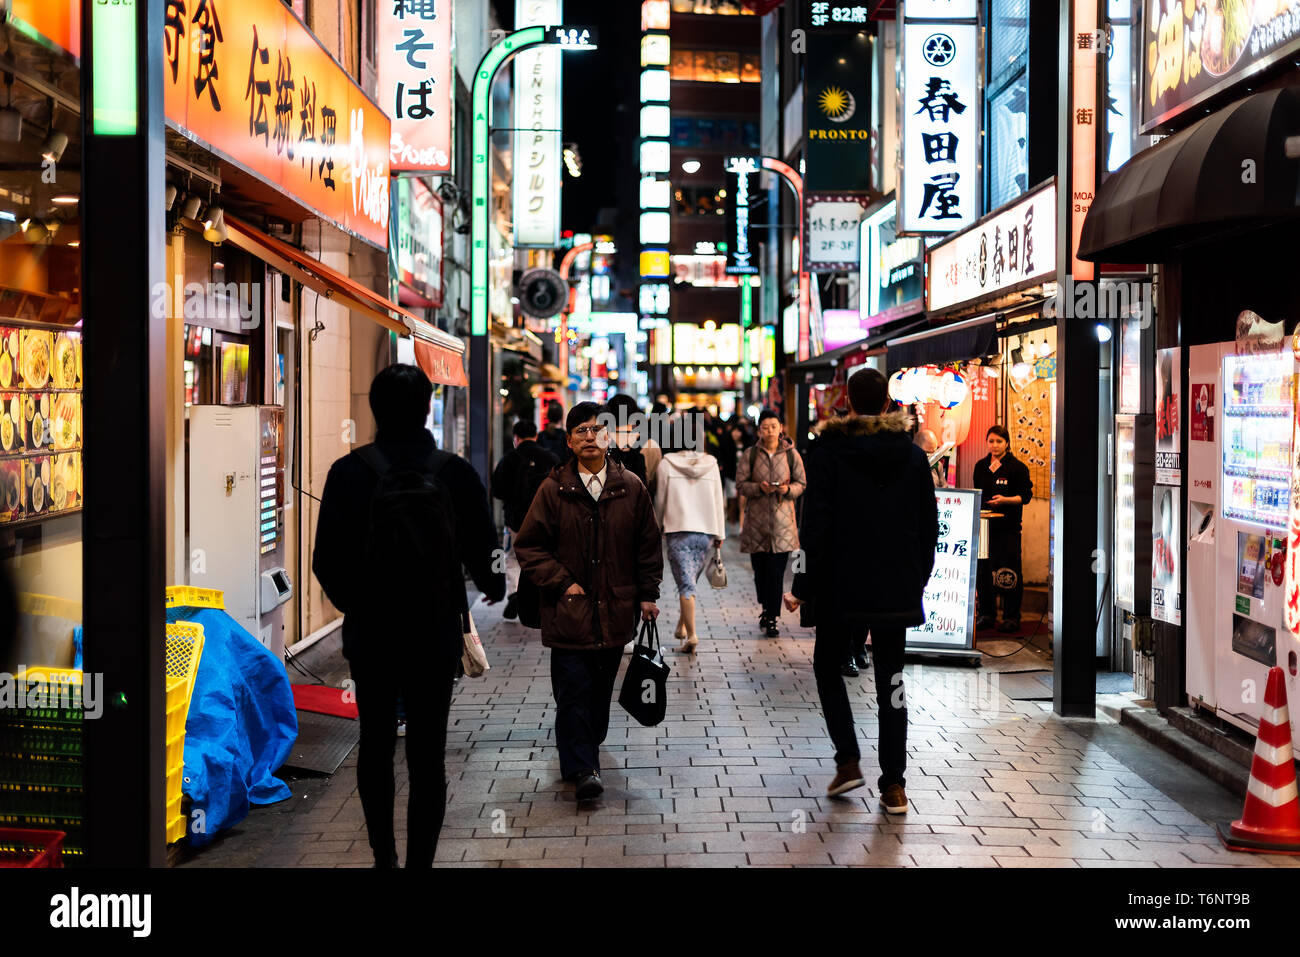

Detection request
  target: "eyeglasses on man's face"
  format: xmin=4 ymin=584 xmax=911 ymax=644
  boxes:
xmin=571 ymin=424 xmax=607 ymax=437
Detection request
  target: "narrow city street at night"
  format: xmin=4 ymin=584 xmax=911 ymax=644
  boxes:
xmin=4 ymin=0 xmax=1300 ymax=940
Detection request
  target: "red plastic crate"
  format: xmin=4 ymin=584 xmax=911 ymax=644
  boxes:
xmin=0 ymin=828 xmax=64 ymax=867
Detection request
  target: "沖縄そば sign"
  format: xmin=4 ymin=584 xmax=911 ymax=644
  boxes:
xmin=163 ymin=0 xmax=392 ymax=248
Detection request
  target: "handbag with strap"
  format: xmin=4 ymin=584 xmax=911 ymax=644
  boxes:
xmin=618 ymin=617 xmax=669 ymax=726
xmin=461 ymin=609 xmax=490 ymax=677
xmin=705 ymin=544 xmax=727 ymax=589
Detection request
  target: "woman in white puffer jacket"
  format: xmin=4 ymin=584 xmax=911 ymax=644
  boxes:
xmin=654 ymin=412 xmax=727 ymax=654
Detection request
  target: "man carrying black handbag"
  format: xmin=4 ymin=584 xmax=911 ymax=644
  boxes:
xmin=514 ymin=402 xmax=664 ymax=802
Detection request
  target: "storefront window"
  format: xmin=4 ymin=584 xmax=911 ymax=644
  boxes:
xmin=987 ymin=0 xmax=1030 ymax=211
xmin=1106 ymin=0 xmax=1135 ymax=173
xmin=0 ymin=50 xmax=85 ymax=860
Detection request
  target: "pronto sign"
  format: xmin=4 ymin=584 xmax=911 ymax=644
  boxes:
xmin=163 ymin=0 xmax=392 ymax=248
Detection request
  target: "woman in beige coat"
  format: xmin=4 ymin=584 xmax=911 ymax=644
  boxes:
xmin=735 ymin=410 xmax=805 ymax=637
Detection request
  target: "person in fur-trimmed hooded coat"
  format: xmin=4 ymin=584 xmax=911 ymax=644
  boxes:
xmin=786 ymin=368 xmax=938 ymax=813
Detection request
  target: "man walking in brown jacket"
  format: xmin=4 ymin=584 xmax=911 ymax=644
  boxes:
xmin=514 ymin=401 xmax=664 ymax=801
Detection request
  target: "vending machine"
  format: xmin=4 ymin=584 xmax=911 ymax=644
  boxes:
xmin=188 ymin=405 xmax=293 ymax=659
xmin=1186 ymin=344 xmax=1297 ymax=746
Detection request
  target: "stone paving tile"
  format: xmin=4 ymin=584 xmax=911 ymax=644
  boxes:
xmin=182 ymin=538 xmax=1286 ymax=870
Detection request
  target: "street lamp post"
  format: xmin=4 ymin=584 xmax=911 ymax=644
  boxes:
xmin=557 ymin=241 xmax=595 ymax=402
xmin=468 ymin=25 xmax=597 ymax=483
xmin=760 ymin=157 xmax=810 ymax=364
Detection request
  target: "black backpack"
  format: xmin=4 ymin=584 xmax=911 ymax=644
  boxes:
xmin=510 ymin=451 xmax=553 ymax=532
xmin=357 ymin=445 xmax=462 ymax=612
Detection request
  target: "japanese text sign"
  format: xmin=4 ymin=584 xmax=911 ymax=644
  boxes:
xmin=514 ymin=0 xmax=562 ymax=248
xmin=925 ymin=180 xmax=1056 ymax=313
xmin=1071 ymin=0 xmax=1097 ymax=281
xmin=396 ymin=177 xmax=444 ymax=307
xmin=724 ymin=156 xmax=760 ymax=276
xmin=899 ymin=19 xmax=978 ymax=233
xmin=1155 ymin=346 xmax=1180 ymax=485
xmin=163 ymin=0 xmax=392 ymax=248
xmin=907 ymin=487 xmax=980 ymax=650
xmin=377 ymin=0 xmax=453 ymax=172
xmin=802 ymin=1 xmax=873 ymax=28
xmin=804 ymin=194 xmax=868 ymax=272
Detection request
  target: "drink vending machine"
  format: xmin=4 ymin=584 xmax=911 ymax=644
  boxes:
xmin=1185 ymin=344 xmax=1299 ymax=748
xmin=188 ymin=405 xmax=294 ymax=660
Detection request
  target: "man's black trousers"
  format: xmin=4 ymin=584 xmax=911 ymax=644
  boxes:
xmin=352 ymin=648 xmax=458 ymax=868
xmin=812 ymin=618 xmax=908 ymax=790
xmin=551 ymin=645 xmax=624 ymax=780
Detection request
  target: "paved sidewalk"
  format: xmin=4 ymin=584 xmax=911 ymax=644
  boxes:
xmin=185 ymin=537 xmax=1297 ymax=868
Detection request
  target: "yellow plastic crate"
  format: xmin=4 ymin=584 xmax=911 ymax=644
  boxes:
xmin=165 ymin=795 xmax=184 ymax=844
xmin=165 ymin=732 xmax=184 ymax=772
xmin=165 ymin=677 xmax=187 ymax=739
xmin=15 ymin=593 xmax=83 ymax=622
xmin=15 ymin=667 xmax=82 ymax=686
xmin=166 ymin=762 xmax=182 ymax=804
xmin=164 ymin=621 xmax=205 ymax=708
xmin=164 ymin=586 xmax=224 ymax=610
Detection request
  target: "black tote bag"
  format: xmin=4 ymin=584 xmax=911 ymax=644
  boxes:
xmin=618 ymin=617 xmax=670 ymax=727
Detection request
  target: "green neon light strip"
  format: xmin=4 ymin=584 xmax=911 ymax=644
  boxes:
xmin=471 ymin=25 xmax=546 ymax=338
xmin=740 ymin=275 xmax=752 ymax=329
xmin=92 ymin=1 xmax=138 ymax=135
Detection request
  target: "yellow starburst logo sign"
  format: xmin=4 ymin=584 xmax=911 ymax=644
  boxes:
xmin=818 ymin=85 xmax=850 ymax=118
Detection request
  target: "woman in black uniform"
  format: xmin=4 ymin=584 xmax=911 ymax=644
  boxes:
xmin=973 ymin=424 xmax=1033 ymax=632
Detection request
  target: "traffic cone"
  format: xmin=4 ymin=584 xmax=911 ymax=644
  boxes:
xmin=1217 ymin=666 xmax=1300 ymax=854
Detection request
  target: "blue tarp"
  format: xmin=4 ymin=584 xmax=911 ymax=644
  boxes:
xmin=165 ymin=606 xmax=298 ymax=846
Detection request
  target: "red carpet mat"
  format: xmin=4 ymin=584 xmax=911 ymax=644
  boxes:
xmin=291 ymin=683 xmax=358 ymax=720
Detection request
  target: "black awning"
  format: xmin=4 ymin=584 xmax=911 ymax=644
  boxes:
xmin=789 ymin=317 xmax=927 ymax=385
xmin=885 ymin=316 xmax=998 ymax=372
xmin=1079 ymin=85 xmax=1300 ymax=264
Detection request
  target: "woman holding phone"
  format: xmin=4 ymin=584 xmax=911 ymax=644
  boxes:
xmin=736 ymin=410 xmax=806 ymax=638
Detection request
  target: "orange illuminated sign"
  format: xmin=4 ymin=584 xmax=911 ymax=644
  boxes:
xmin=163 ymin=0 xmax=391 ymax=248
xmin=1071 ymin=0 xmax=1097 ymax=281
xmin=377 ymin=0 xmax=452 ymax=172
xmin=8 ymin=0 xmax=79 ymax=59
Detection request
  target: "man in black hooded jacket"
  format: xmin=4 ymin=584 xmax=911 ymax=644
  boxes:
xmin=313 ymin=364 xmax=504 ymax=867
xmin=786 ymin=368 xmax=938 ymax=814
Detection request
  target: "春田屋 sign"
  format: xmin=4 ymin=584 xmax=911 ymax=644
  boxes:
xmin=898 ymin=14 xmax=979 ymax=234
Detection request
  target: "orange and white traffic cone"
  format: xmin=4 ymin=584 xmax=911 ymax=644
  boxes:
xmin=1218 ymin=666 xmax=1300 ymax=854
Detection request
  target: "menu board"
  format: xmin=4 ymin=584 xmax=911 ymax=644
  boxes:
xmin=907 ymin=487 xmax=981 ymax=652
xmin=0 ymin=325 xmax=82 ymax=525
